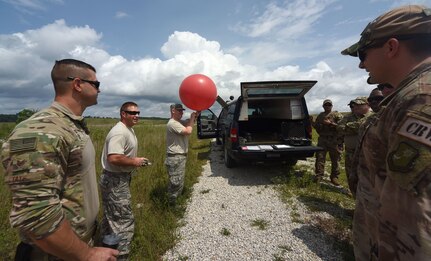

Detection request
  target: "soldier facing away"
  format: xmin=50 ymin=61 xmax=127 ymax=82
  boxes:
xmin=0 ymin=59 xmax=118 ymax=260
xmin=342 ymin=5 xmax=431 ymax=260
xmin=311 ymin=99 xmax=343 ymax=186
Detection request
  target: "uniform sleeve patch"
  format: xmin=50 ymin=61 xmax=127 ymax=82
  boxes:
xmin=397 ymin=116 xmax=431 ymax=147
xmin=9 ymin=137 xmax=37 ymax=153
xmin=388 ymin=142 xmax=419 ymax=173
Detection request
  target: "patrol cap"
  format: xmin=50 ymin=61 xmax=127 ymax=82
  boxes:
xmin=170 ymin=104 xmax=185 ymax=111
xmin=349 ymin=96 xmax=369 ymax=105
xmin=341 ymin=5 xmax=431 ymax=56
xmin=323 ymin=99 xmax=333 ymax=105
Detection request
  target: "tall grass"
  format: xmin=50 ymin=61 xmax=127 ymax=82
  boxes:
xmin=0 ymin=119 xmax=211 ymax=260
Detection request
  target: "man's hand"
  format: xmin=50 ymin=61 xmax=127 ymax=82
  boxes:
xmin=84 ymin=247 xmax=119 ymax=261
xmin=323 ymin=118 xmax=332 ymax=125
xmin=133 ymin=157 xmax=149 ymax=167
xmin=190 ymin=111 xmax=200 ymax=121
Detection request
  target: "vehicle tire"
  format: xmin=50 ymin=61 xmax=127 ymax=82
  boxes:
xmin=285 ymin=159 xmax=298 ymax=166
xmin=224 ymin=144 xmax=236 ymax=168
xmin=216 ymin=136 xmax=222 ymax=145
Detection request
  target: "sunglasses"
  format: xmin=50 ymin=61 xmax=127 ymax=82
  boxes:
xmin=67 ymin=76 xmax=100 ymax=90
xmin=367 ymin=96 xmax=384 ymax=102
xmin=357 ymin=40 xmax=387 ymax=62
xmin=123 ymin=110 xmax=140 ymax=115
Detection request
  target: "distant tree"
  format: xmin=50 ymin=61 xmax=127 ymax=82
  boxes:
xmin=0 ymin=114 xmax=17 ymax=122
xmin=16 ymin=109 xmax=37 ymax=124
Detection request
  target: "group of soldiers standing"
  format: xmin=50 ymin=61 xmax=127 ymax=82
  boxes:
xmin=311 ymin=95 xmax=374 ymax=190
xmin=311 ymin=83 xmax=394 ymax=193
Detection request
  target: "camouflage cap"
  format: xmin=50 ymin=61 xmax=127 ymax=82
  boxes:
xmin=350 ymin=96 xmax=369 ymax=105
xmin=323 ymin=99 xmax=333 ymax=105
xmin=170 ymin=103 xmax=185 ymax=111
xmin=341 ymin=5 xmax=431 ymax=56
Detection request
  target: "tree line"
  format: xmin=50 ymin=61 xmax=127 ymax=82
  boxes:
xmin=0 ymin=109 xmax=168 ymax=123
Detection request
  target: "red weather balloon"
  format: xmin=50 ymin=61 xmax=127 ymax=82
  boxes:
xmin=179 ymin=74 xmax=217 ymax=111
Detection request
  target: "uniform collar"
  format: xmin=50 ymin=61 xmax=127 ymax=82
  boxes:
xmin=51 ymin=102 xmax=89 ymax=134
xmin=51 ymin=101 xmax=84 ymax=121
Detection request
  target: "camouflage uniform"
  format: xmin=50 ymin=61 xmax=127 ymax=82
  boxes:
xmin=313 ymin=110 xmax=343 ymax=181
xmin=165 ymin=118 xmax=189 ymax=204
xmin=99 ymin=171 xmax=133 ymax=261
xmin=348 ymin=111 xmax=377 ymax=197
xmin=337 ymin=102 xmax=372 ymax=194
xmin=165 ymin=154 xmax=187 ymax=201
xmin=0 ymin=102 xmax=99 ymax=260
xmin=353 ymin=60 xmax=431 ymax=260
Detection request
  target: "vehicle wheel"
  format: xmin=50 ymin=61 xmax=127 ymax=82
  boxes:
xmin=224 ymin=144 xmax=236 ymax=168
xmin=285 ymin=159 xmax=298 ymax=166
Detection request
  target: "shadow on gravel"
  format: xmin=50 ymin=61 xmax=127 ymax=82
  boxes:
xmin=207 ymin=142 xmax=294 ymax=187
xmin=292 ymin=225 xmax=354 ymax=261
xmin=297 ymin=195 xmax=354 ymax=220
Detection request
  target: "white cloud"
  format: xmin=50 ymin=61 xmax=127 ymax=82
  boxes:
xmin=115 ymin=11 xmax=129 ymax=19
xmin=227 ymin=0 xmax=341 ymax=68
xmin=1 ymin=0 xmax=64 ymax=12
xmin=0 ymin=20 xmax=370 ymax=118
xmin=233 ymin=0 xmax=335 ymax=40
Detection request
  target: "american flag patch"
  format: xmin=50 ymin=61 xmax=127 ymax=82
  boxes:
xmin=9 ymin=137 xmax=37 ymax=152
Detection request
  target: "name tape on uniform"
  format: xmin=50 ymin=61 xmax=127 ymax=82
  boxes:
xmin=398 ymin=116 xmax=431 ymax=147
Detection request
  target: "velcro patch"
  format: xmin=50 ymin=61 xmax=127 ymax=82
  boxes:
xmin=397 ymin=116 xmax=431 ymax=147
xmin=9 ymin=137 xmax=37 ymax=152
xmin=388 ymin=142 xmax=418 ymax=173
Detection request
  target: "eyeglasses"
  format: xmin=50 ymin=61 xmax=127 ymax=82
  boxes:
xmin=67 ymin=76 xmax=100 ymax=90
xmin=367 ymin=96 xmax=384 ymax=103
xmin=357 ymin=40 xmax=387 ymax=62
xmin=123 ymin=110 xmax=140 ymax=115
xmin=323 ymin=104 xmax=332 ymax=107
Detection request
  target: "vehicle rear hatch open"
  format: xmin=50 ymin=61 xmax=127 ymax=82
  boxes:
xmin=239 ymin=81 xmax=317 ymax=121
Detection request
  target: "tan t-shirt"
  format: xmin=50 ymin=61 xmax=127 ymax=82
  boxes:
xmin=101 ymin=121 xmax=138 ymax=172
xmin=166 ymin=118 xmax=188 ymax=154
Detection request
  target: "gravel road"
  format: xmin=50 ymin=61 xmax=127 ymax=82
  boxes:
xmin=163 ymin=142 xmax=342 ymax=261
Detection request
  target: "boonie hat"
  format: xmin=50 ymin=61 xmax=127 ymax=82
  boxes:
xmin=170 ymin=103 xmax=185 ymax=111
xmin=341 ymin=5 xmax=431 ymax=56
xmin=323 ymin=99 xmax=333 ymax=105
xmin=350 ymin=96 xmax=369 ymax=105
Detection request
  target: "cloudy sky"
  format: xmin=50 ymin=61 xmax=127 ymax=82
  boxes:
xmin=1 ymin=0 xmax=430 ymax=118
